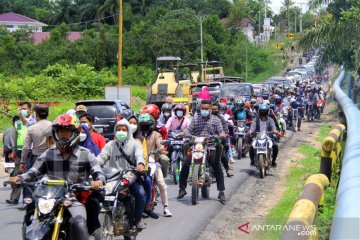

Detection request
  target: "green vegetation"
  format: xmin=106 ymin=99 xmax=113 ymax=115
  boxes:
xmin=256 ymin=123 xmax=336 ymax=239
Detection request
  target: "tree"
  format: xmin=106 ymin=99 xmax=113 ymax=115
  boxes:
xmin=50 ymin=0 xmax=80 ymax=24
xmin=281 ymin=0 xmax=295 ymax=32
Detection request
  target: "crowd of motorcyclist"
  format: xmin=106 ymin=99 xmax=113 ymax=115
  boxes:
xmin=2 ymin=61 xmax=328 ymax=240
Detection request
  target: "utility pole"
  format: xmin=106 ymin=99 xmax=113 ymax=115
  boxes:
xmin=118 ymin=0 xmax=123 ymax=86
xmin=299 ymin=2 xmax=306 ymax=32
xmin=200 ymin=16 xmax=204 ymax=63
xmin=246 ymin=40 xmax=248 ymax=81
xmin=264 ymin=0 xmax=267 ymax=19
xmin=295 ymin=12 xmax=297 ymax=33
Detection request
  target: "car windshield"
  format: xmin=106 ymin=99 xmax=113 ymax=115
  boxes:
xmin=220 ymin=85 xmax=252 ymax=97
xmin=84 ymin=104 xmax=116 ymax=118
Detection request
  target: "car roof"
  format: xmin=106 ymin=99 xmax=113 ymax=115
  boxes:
xmin=75 ymin=100 xmax=128 ymax=105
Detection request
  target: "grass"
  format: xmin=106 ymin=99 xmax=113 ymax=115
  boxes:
xmin=256 ymin=123 xmax=335 ymax=240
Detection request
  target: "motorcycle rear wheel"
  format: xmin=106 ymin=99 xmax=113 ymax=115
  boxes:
xmin=191 ymin=164 xmax=200 ymax=205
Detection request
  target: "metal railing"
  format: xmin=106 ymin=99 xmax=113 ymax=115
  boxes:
xmin=330 ymin=69 xmax=360 ymax=239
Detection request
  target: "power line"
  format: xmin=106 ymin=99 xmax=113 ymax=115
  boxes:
xmin=44 ymin=12 xmax=120 ymax=27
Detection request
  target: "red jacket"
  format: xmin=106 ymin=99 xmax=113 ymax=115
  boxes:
xmin=91 ymin=131 xmax=106 ymax=150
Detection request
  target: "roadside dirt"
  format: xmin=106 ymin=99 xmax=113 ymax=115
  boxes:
xmin=198 ymin=103 xmax=338 ymax=240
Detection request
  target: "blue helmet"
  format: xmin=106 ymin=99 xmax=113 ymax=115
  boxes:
xmin=259 ymin=104 xmax=269 ymax=117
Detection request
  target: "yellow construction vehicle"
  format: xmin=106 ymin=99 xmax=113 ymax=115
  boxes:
xmin=147 ymin=56 xmax=184 ymax=107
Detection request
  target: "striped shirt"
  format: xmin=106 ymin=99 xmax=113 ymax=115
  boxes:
xmin=21 ymin=146 xmax=105 ymax=184
xmin=185 ymin=114 xmax=224 ymax=136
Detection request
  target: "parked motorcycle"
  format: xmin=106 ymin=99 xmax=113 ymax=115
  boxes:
xmin=235 ymin=120 xmax=250 ymax=159
xmin=252 ymin=132 xmax=273 ymax=178
xmin=100 ymin=167 xmax=142 ymax=240
xmin=187 ymin=135 xmax=217 ymax=205
xmin=4 ymin=176 xmax=103 ymax=240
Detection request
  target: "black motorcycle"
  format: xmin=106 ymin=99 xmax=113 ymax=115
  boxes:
xmin=100 ymin=167 xmax=141 ymax=240
xmin=4 ymin=176 xmax=102 ymax=240
xmin=166 ymin=131 xmax=186 ymax=185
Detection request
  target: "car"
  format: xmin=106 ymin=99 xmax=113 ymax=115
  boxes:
xmin=219 ymin=82 xmax=254 ymax=101
xmin=252 ymin=83 xmax=269 ymax=98
xmin=75 ymin=100 xmax=130 ymax=141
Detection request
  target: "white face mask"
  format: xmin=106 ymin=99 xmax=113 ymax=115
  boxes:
xmin=130 ymin=124 xmax=138 ymax=133
xmin=164 ymin=112 xmax=171 ymax=117
xmin=79 ymin=133 xmax=87 ymax=142
xmin=176 ymin=110 xmax=184 ymax=117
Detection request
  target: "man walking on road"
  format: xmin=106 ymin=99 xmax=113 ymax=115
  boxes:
xmin=19 ymin=104 xmax=52 ymax=209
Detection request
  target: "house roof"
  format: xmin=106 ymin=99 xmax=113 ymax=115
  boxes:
xmin=29 ymin=32 xmax=82 ymax=45
xmin=0 ymin=12 xmax=47 ymax=26
xmin=220 ymin=18 xmax=253 ymax=28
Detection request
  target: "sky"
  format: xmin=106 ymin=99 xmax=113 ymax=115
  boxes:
xmin=269 ymin=0 xmax=310 ymax=14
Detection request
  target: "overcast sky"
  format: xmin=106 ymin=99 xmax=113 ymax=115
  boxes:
xmin=268 ymin=0 xmax=310 ymax=14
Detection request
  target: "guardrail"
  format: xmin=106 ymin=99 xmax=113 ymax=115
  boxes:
xmin=330 ymin=69 xmax=360 ymax=239
xmin=320 ymin=124 xmax=346 ymax=181
xmin=281 ymin=174 xmax=330 ymax=240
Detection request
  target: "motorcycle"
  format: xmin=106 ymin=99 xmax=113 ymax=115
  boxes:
xmin=4 ymin=176 xmax=103 ymax=240
xmin=252 ymin=132 xmax=273 ymax=178
xmin=307 ymin=102 xmax=317 ymax=122
xmin=317 ymin=99 xmax=325 ymax=114
xmin=100 ymin=167 xmax=142 ymax=240
xmin=187 ymin=135 xmax=217 ymax=205
xmin=235 ymin=120 xmax=251 ymax=159
xmin=289 ymin=108 xmax=299 ymax=132
xmin=166 ymin=132 xmax=185 ymax=185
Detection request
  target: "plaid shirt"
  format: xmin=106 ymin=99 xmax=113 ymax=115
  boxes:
xmin=185 ymin=114 xmax=224 ymax=136
xmin=21 ymin=146 xmax=105 ymax=183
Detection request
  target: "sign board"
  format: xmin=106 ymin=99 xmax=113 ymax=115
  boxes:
xmin=287 ymin=33 xmax=295 ymax=40
xmin=105 ymin=86 xmax=131 ymax=106
xmin=275 ymin=44 xmax=281 ymax=49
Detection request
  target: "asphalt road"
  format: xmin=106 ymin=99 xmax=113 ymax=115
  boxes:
xmin=0 ymin=135 xmax=291 ymax=240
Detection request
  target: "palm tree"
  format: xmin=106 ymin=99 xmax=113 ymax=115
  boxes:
xmin=51 ymin=0 xmax=80 ymax=24
xmin=282 ymin=0 xmax=294 ymax=32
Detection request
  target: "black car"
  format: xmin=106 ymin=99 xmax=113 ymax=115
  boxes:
xmin=75 ymin=100 xmax=130 ymax=141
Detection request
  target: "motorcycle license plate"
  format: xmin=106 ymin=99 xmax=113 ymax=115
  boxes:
xmin=172 ymin=140 xmax=184 ymax=144
xmin=256 ymin=147 xmax=267 ymax=152
xmin=105 ymin=196 xmax=116 ymax=201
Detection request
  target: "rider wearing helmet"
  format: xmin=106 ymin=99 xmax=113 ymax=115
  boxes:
xmin=11 ymin=114 xmax=106 ymax=239
xmin=159 ymin=103 xmax=173 ymax=126
xmin=138 ymin=113 xmax=173 ymax=217
xmin=233 ymin=98 xmax=254 ymax=122
xmin=140 ymin=104 xmax=167 ymax=140
xmin=247 ymin=104 xmax=279 ymax=167
xmin=165 ymin=104 xmax=191 ymax=132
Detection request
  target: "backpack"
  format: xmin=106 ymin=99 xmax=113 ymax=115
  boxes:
xmin=236 ymin=109 xmax=247 ymax=121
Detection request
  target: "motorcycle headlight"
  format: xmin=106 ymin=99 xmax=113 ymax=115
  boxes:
xmin=105 ymin=181 xmax=117 ymax=195
xmin=257 ymin=139 xmax=266 ymax=147
xmin=195 ymin=143 xmax=204 ymax=151
xmin=193 ymin=151 xmax=204 ymax=159
xmin=38 ymin=198 xmax=56 ymax=215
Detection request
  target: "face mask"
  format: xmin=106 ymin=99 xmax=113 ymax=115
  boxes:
xmin=116 ymin=131 xmax=128 ymax=142
xmin=201 ymin=110 xmax=210 ymax=117
xmin=164 ymin=112 xmax=171 ymax=117
xmin=79 ymin=133 xmax=87 ymax=142
xmin=21 ymin=109 xmax=28 ymax=118
xmin=176 ymin=111 xmax=184 ymax=117
xmin=211 ymin=110 xmax=219 ymax=116
xmin=82 ymin=123 xmax=90 ymax=129
xmin=130 ymin=124 xmax=138 ymax=133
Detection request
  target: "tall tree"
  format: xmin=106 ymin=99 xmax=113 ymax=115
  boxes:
xmin=281 ymin=0 xmax=295 ymax=32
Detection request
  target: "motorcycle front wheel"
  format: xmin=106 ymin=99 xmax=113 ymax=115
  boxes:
xmin=237 ymin=139 xmax=243 ymax=159
xmin=258 ymin=154 xmax=265 ymax=178
xmin=191 ymin=164 xmax=200 ymax=205
xmin=99 ymin=212 xmax=114 ymax=240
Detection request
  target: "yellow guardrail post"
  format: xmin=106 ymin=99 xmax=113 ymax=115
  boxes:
xmin=281 ymin=174 xmax=330 ymax=240
xmin=320 ymin=124 xmax=345 ymax=181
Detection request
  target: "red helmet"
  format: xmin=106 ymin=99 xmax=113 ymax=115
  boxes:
xmin=140 ymin=104 xmax=160 ymax=121
xmin=52 ymin=114 xmax=81 ymax=153
xmin=174 ymin=104 xmax=186 ymax=115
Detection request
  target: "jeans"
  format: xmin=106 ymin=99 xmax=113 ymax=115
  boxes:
xmin=179 ymin=142 xmax=225 ymax=191
xmin=144 ymin=176 xmax=152 ymax=206
xmin=130 ymin=182 xmax=146 ymax=223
